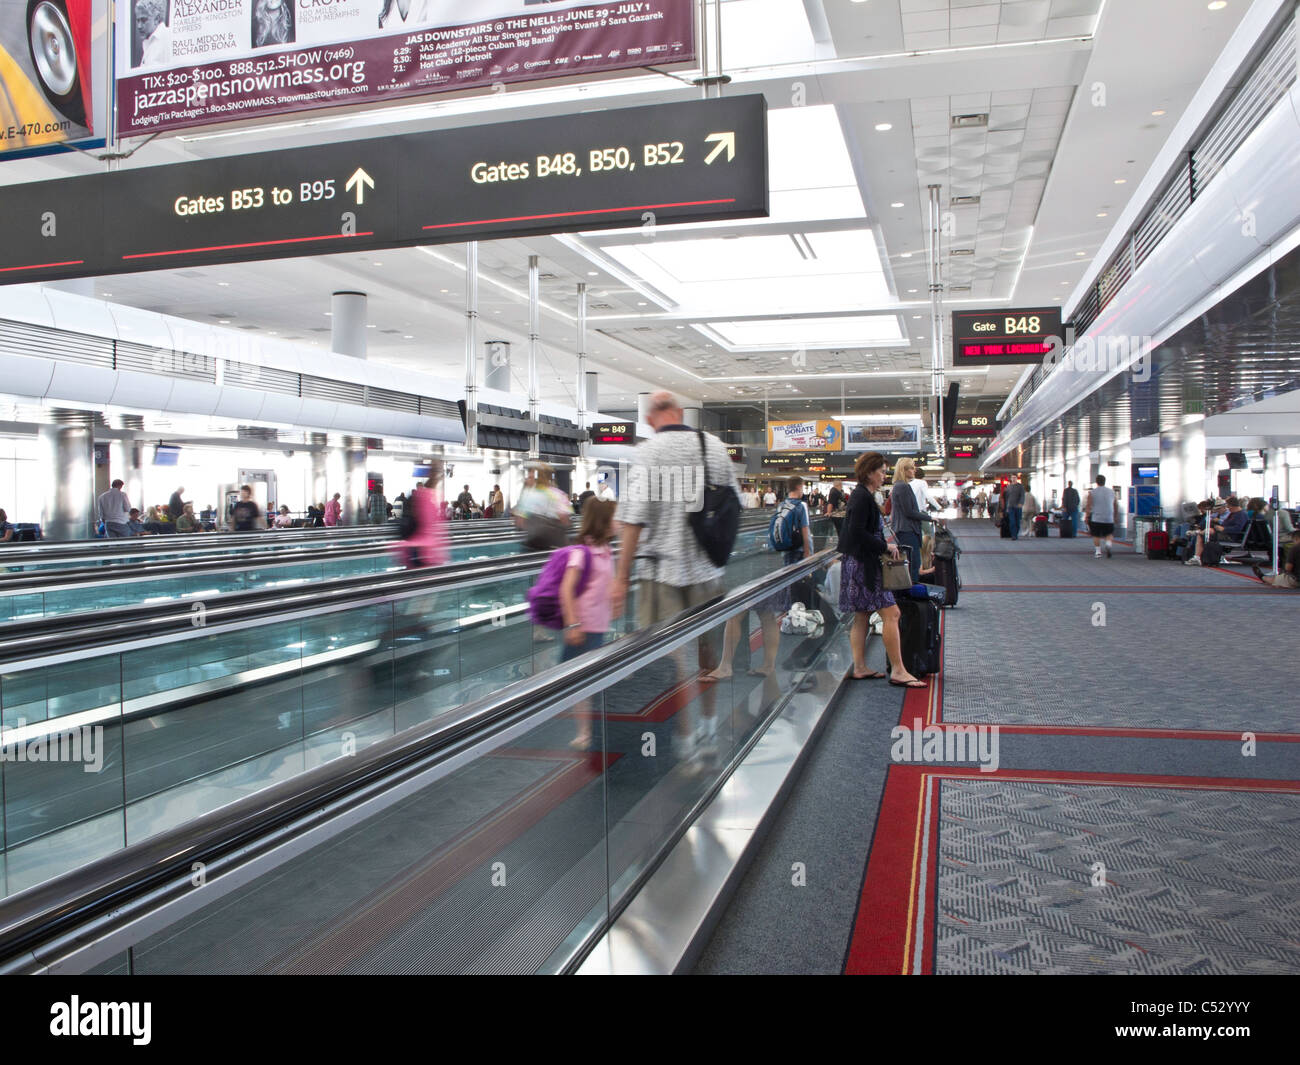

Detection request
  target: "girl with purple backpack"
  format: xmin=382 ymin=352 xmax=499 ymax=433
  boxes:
xmin=558 ymin=500 xmax=616 ymax=749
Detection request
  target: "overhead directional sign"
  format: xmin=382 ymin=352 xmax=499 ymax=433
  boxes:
xmin=951 ymin=413 xmax=1000 ymax=437
xmin=952 ymin=307 xmax=1064 ymax=365
xmin=0 ymin=95 xmax=768 ymax=285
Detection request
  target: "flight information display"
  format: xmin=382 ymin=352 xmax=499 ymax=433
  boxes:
xmin=589 ymin=422 xmax=636 ymax=445
xmin=952 ymin=308 xmax=1064 ymax=365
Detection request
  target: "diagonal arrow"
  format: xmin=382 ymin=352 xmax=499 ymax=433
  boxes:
xmin=345 ymin=167 xmax=375 ymax=205
xmin=704 ymin=131 xmax=735 ymax=165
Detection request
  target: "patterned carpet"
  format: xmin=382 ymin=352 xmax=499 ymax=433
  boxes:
xmin=693 ymin=520 xmax=1300 ymax=975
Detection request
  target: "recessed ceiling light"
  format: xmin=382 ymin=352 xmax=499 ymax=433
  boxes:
xmin=900 ymin=252 xmax=913 ymax=259
xmin=219 ymin=319 xmax=230 ymax=324
xmin=588 ymin=271 xmax=599 ymax=276
xmin=907 ymin=288 xmax=918 ymax=294
xmin=1076 ymin=251 xmax=1087 ymax=256
xmin=324 ymin=311 xmax=332 ymax=316
xmin=1114 ymin=178 xmax=1127 ymax=185
xmin=217 ymin=281 xmax=230 ymax=287
xmin=403 ymin=335 xmax=413 ymax=339
xmin=875 ymin=123 xmax=893 ymax=132
xmin=1151 ymin=109 xmax=1167 ymax=117
xmin=912 ymin=315 xmax=922 ymax=319
xmin=1208 ymin=1 xmax=1226 ymax=10
xmin=891 ymin=202 xmax=905 ymax=208
xmin=1097 ymin=212 xmax=1108 ymax=218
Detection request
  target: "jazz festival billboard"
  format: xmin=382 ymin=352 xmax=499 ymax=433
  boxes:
xmin=116 ymin=0 xmax=696 ymax=136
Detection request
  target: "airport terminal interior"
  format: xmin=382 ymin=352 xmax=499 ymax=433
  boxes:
xmin=0 ymin=0 xmax=1297 ymax=982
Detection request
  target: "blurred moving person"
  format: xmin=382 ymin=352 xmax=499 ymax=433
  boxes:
xmin=396 ymin=465 xmax=449 ymax=569
xmin=560 ymin=501 xmax=617 ymax=749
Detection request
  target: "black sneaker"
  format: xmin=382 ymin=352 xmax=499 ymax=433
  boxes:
xmin=1251 ymin=564 xmax=1266 ymax=583
xmin=1105 ymin=545 xmax=1112 ymax=558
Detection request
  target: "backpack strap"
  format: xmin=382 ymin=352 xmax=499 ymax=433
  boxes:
xmin=695 ymin=429 xmax=713 ymax=487
xmin=573 ymin=544 xmax=594 ymax=598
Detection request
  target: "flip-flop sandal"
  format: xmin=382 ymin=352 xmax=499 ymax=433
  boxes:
xmin=851 ymin=671 xmax=887 ymax=680
xmin=700 ymin=673 xmax=731 ymax=684
xmin=889 ymin=678 xmax=927 ymax=689
xmin=746 ymin=669 xmax=772 ymax=678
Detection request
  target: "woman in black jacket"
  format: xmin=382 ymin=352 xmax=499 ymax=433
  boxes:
xmin=838 ymin=451 xmax=925 ymax=688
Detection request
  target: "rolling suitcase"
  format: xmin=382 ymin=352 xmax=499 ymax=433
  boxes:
xmin=932 ymin=556 xmax=960 ymax=607
xmin=1059 ymin=514 xmax=1076 ymax=538
xmin=1145 ymin=530 xmax=1170 ymax=560
xmin=1033 ymin=515 xmax=1049 ymax=537
xmin=897 ymin=598 xmax=941 ymax=677
xmin=999 ymin=514 xmax=1013 ymax=539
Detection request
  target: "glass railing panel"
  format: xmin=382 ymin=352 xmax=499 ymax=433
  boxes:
xmin=1 ymin=652 xmax=123 ymax=730
xmin=125 ymin=700 xmax=612 ymax=974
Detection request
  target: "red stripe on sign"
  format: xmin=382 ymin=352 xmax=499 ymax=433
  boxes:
xmin=422 ymin=198 xmax=738 ymax=231
xmin=0 ymin=259 xmax=85 ymax=273
xmin=122 ymin=231 xmax=376 ymax=260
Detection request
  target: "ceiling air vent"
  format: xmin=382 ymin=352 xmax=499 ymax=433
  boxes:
xmin=950 ymin=248 xmax=975 ymax=256
xmin=951 ymin=195 xmax=981 ymax=207
xmin=950 ymin=285 xmax=972 ymax=293
xmin=951 ymin=113 xmax=988 ymax=129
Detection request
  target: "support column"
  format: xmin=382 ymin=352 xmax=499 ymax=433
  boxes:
xmin=682 ymin=407 xmax=701 ymax=429
xmin=576 ymin=282 xmax=588 ymax=424
xmin=342 ymin=436 xmax=367 ymax=525
xmin=310 ymin=432 xmax=328 ymax=506
xmin=527 ymin=255 xmax=541 ymax=459
xmin=637 ymin=392 xmax=652 ymax=425
xmin=40 ymin=420 xmax=95 ymax=541
xmin=331 ymin=291 xmax=368 ymax=359
xmin=1108 ymin=442 xmax=1133 ymax=535
xmin=112 ymin=413 xmax=146 ymax=515
xmin=465 ymin=242 xmax=480 ymax=450
xmin=1158 ymin=419 xmax=1206 ymax=517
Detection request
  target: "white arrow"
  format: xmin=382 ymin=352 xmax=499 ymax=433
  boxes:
xmin=704 ymin=131 xmax=735 ymax=165
xmin=346 ymin=168 xmax=375 ymax=205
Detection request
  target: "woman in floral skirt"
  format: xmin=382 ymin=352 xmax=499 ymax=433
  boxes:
xmin=838 ymin=451 xmax=925 ymax=688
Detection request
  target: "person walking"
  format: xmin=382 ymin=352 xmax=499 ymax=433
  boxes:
xmin=839 ymin=451 xmax=924 ymax=688
xmin=368 ymin=488 xmax=389 ymax=525
xmin=516 ymin=465 xmax=572 ymax=550
xmin=827 ymin=481 xmax=846 ymax=539
xmin=96 ymin=478 xmax=133 ymax=538
xmin=612 ymin=391 xmax=739 ymax=759
xmin=168 ymin=486 xmax=186 ymax=524
xmin=229 ymin=485 xmax=262 ymax=532
xmin=889 ymin=457 xmax=932 ymax=583
xmin=395 ymin=464 xmax=449 ymax=569
xmin=324 ymin=492 xmax=342 ymax=527
xmin=1085 ymin=474 xmax=1119 ymax=558
xmin=1003 ymin=475 xmax=1026 ymax=540
xmin=559 ymin=499 xmax=617 ymax=748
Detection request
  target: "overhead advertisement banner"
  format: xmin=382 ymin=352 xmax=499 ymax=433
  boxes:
xmin=767 ymin=419 xmax=842 ymax=452
xmin=115 ymin=0 xmax=696 ymax=138
xmin=840 ymin=415 xmax=922 ymax=454
xmin=1 ymin=0 xmax=106 ymax=155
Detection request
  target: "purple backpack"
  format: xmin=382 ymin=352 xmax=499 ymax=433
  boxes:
xmin=526 ymin=544 xmax=593 ymax=629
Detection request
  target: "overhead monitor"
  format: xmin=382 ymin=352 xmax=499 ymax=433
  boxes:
xmin=153 ymin=444 xmax=181 ymax=466
xmin=589 ymin=422 xmax=635 ymax=445
xmin=952 ymin=307 xmax=1064 ymax=365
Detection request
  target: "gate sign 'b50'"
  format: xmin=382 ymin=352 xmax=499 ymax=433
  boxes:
xmin=0 ymin=94 xmax=768 ymax=285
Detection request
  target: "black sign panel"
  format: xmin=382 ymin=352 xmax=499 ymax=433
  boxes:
xmin=952 ymin=307 xmax=1063 ymax=365
xmin=950 ymin=414 xmax=999 ymax=437
xmin=1 ymin=96 xmax=768 ymax=285
xmin=589 ymin=422 xmax=636 ymax=446
xmin=725 ymin=446 xmax=745 ymax=463
xmin=761 ymin=452 xmax=855 ymax=471
xmin=949 ymin=444 xmax=979 ymax=460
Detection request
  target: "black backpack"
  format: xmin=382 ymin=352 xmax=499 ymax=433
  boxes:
xmin=688 ymin=430 xmax=741 ymax=567
xmin=398 ymin=508 xmax=418 ymax=538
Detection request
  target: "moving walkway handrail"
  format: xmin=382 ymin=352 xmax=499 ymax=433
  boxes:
xmin=0 ymin=513 xmax=786 ymax=658
xmin=0 ymin=528 xmax=527 ymax=594
xmin=0 ymin=548 xmax=837 ymax=972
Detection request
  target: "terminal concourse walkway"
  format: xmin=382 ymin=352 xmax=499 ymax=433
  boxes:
xmin=693 ymin=519 xmax=1300 ymax=976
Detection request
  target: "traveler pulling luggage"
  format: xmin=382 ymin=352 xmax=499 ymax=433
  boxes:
xmin=897 ymin=598 xmax=942 ymax=677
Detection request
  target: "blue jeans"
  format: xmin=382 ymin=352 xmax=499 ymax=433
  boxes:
xmin=1007 ymin=507 xmax=1023 ymax=539
xmin=895 ymin=531 xmax=922 ymax=583
xmin=560 ymin=631 xmax=605 ymax=662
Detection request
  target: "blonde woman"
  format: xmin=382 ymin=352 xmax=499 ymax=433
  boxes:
xmin=888 ymin=457 xmax=932 ymax=583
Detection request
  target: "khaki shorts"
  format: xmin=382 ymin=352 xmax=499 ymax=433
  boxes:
xmin=637 ymin=579 xmax=723 ymax=666
xmin=1271 ymin=572 xmax=1299 ymax=589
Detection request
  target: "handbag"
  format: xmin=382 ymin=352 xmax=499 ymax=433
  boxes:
xmin=524 ymin=514 xmax=568 ymax=551
xmin=687 ymin=430 xmax=740 ymax=566
xmin=880 ymin=555 xmax=912 ymax=591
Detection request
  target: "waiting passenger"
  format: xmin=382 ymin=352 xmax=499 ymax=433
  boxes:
xmin=324 ymin=493 xmax=342 ymax=527
xmin=126 ymin=508 xmax=149 ymax=536
xmin=367 ymin=490 xmax=388 ymax=525
xmin=889 ymin=457 xmax=933 ymax=582
xmin=488 ymin=484 xmax=504 ymax=519
xmin=838 ymin=451 xmax=924 ymax=688
xmin=168 ymin=486 xmax=186 ymax=523
xmin=1186 ymin=496 xmax=1248 ymax=565
xmin=274 ymin=505 xmax=293 ymax=528
xmin=1252 ymin=527 xmax=1300 ymax=588
xmin=918 ymin=534 xmax=936 ymax=582
xmin=0 ymin=508 xmax=12 ymax=543
xmin=176 ymin=503 xmax=198 ymax=533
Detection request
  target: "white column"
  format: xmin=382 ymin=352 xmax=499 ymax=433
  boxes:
xmin=40 ymin=423 xmax=95 ymax=541
xmin=331 ymin=291 xmax=368 ymax=359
